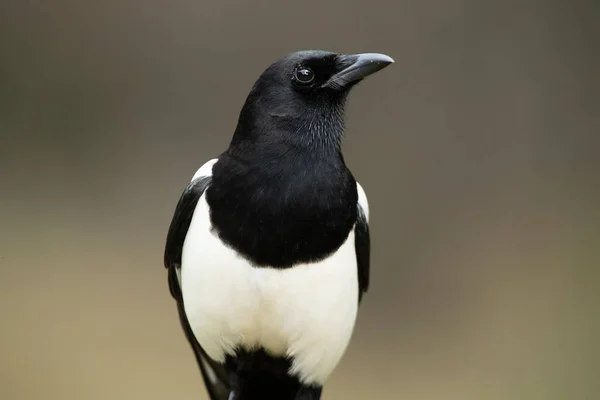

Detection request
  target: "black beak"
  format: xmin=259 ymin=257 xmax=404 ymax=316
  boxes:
xmin=324 ymin=53 xmax=394 ymax=89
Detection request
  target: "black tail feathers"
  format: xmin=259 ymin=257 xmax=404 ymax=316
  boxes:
xmin=226 ymin=349 xmax=322 ymax=400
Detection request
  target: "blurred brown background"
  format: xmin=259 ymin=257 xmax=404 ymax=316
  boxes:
xmin=1 ymin=0 xmax=599 ymax=399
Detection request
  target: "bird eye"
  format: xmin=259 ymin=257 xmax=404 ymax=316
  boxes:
xmin=294 ymin=67 xmax=315 ymax=84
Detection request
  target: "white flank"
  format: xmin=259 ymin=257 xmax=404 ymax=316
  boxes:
xmin=180 ymin=159 xmax=367 ymax=385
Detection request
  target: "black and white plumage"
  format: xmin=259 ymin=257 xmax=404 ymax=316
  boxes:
xmin=164 ymin=50 xmax=393 ymax=400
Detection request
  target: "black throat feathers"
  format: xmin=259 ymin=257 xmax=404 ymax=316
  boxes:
xmin=206 ymin=141 xmax=358 ymax=268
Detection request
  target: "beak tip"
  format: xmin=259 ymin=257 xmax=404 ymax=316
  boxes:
xmin=378 ymin=54 xmax=395 ymax=64
xmin=357 ymin=53 xmax=394 ymax=65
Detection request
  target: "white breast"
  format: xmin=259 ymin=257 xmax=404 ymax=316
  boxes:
xmin=180 ymin=193 xmax=360 ymax=385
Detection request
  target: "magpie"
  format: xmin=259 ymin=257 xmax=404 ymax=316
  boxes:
xmin=164 ymin=50 xmax=393 ymax=400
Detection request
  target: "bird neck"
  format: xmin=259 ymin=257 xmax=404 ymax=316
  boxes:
xmin=229 ymin=96 xmax=346 ymax=155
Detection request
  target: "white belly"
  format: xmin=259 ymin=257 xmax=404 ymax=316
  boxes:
xmin=180 ymin=195 xmax=359 ymax=385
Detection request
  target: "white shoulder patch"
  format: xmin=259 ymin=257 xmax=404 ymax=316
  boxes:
xmin=356 ymin=182 xmax=369 ymax=222
xmin=191 ymin=158 xmax=219 ymax=182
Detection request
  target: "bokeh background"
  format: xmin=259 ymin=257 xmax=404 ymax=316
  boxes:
xmin=1 ymin=0 xmax=599 ymax=399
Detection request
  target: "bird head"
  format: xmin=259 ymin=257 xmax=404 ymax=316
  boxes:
xmin=230 ymin=50 xmax=394 ymax=152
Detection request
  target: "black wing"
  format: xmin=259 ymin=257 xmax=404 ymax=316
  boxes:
xmin=164 ymin=176 xmax=230 ymax=400
xmin=355 ymin=203 xmax=370 ymax=303
xmin=164 ymin=176 xmax=211 ymax=273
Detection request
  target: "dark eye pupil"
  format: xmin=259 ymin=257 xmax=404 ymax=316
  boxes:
xmin=296 ymin=68 xmax=314 ymax=83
